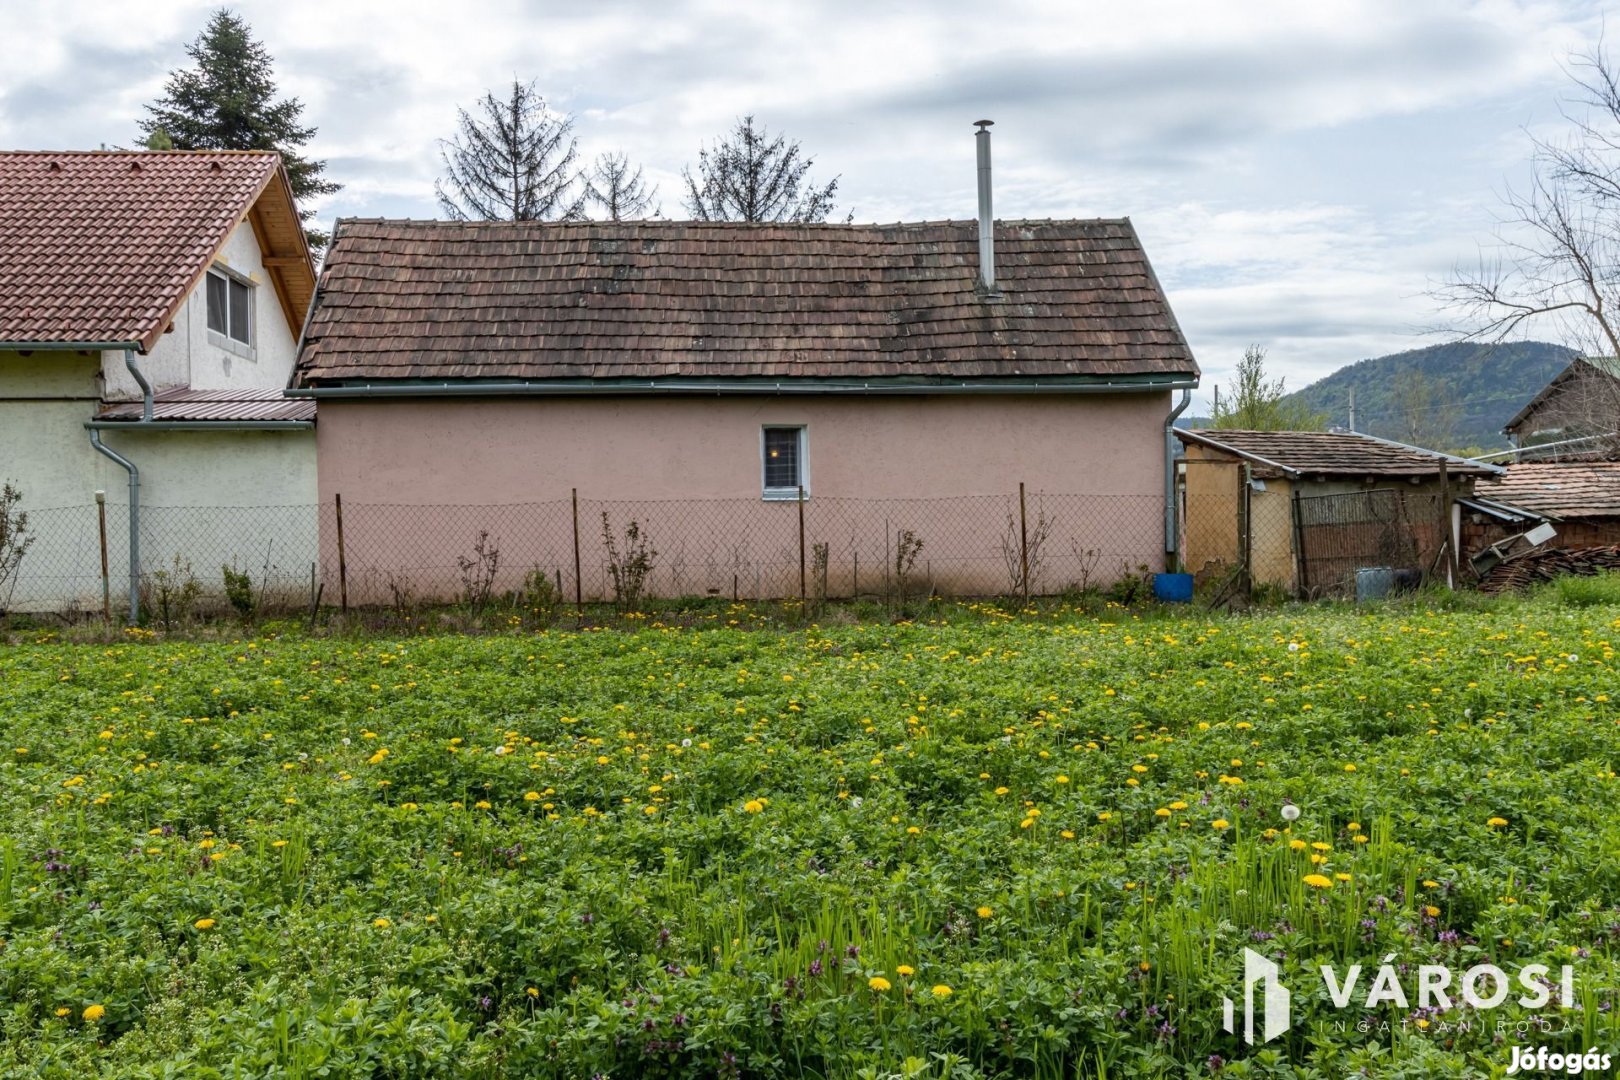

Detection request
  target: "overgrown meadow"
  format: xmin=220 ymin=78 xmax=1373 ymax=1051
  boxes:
xmin=2 ymin=600 xmax=1618 ymax=1078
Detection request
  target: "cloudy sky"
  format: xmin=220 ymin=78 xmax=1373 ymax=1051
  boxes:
xmin=0 ymin=0 xmax=1608 ymax=412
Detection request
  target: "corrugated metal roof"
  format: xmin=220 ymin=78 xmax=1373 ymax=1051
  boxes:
xmin=95 ymin=388 xmax=315 ymax=423
xmin=295 ymin=217 xmax=1200 ymax=386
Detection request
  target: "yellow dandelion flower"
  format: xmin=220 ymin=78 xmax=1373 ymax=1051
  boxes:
xmin=82 ymin=1005 xmax=105 ymax=1022
xmin=932 ymin=984 xmax=953 ymax=998
xmin=1487 ymin=817 xmax=1509 ymax=828
xmin=193 ymin=918 xmax=216 ymax=930
xmin=1424 ymin=905 xmax=1441 ymax=917
xmin=743 ymin=799 xmax=764 ymax=813
xmin=526 ymin=986 xmax=539 ymax=998
xmin=1211 ymin=819 xmax=1230 ymax=830
xmin=868 ymin=976 xmax=891 ymax=992
xmin=896 ymin=965 xmax=915 ymax=976
xmin=976 ymin=905 xmax=994 ymax=919
xmin=1302 ymin=873 xmax=1333 ymax=889
xmin=373 ymin=917 xmax=392 ymax=928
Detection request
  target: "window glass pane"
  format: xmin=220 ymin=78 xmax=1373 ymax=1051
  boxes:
xmin=763 ymin=428 xmax=800 ymax=489
xmin=205 ymin=273 xmax=227 ymax=335
xmin=228 ymin=278 xmax=251 ymax=345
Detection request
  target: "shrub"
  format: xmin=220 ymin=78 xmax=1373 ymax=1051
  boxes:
xmin=602 ymin=514 xmax=656 ymax=613
xmin=0 ymin=481 xmax=33 ymax=610
xmin=1550 ymin=570 xmax=1620 ymax=607
xmin=222 ymin=564 xmax=256 ymax=620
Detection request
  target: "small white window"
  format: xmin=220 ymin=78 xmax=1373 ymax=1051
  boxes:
xmin=205 ymin=267 xmax=253 ymax=349
xmin=762 ymin=426 xmax=808 ymax=500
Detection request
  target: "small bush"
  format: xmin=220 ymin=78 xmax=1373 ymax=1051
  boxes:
xmin=1550 ymin=570 xmax=1620 ymax=607
xmin=520 ymin=567 xmax=560 ymax=627
xmin=222 ymin=564 xmax=256 ymax=620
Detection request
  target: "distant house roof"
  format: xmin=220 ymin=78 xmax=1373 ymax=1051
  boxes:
xmin=0 ymin=151 xmax=315 ymax=353
xmin=1474 ymin=462 xmax=1620 ymax=519
xmin=94 ymin=388 xmax=315 ymax=424
xmin=292 ymin=217 xmax=1199 ymax=390
xmin=1503 ymin=356 xmax=1620 ymax=436
xmin=1175 ymin=428 xmax=1500 ymax=479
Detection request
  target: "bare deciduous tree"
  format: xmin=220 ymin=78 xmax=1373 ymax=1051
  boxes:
xmin=436 ymin=80 xmax=585 ymax=222
xmin=584 ymin=151 xmax=659 ymax=220
xmin=1441 ymin=42 xmax=1620 ymax=366
xmin=682 ymin=115 xmax=842 ymax=223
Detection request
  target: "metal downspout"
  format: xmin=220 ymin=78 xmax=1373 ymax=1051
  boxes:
xmin=1164 ymin=388 xmax=1191 ymax=572
xmin=89 ymin=430 xmax=138 ymax=623
xmin=87 ymin=348 xmax=153 ymax=621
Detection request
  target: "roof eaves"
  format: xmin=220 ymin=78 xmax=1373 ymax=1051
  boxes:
xmin=1173 ymin=428 xmax=1302 ymax=477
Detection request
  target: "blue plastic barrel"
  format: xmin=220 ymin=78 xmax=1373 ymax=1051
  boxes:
xmin=1153 ymin=572 xmax=1194 ymax=603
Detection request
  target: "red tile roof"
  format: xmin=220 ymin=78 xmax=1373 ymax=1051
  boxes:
xmin=295 ymin=217 xmax=1199 ymax=386
xmin=95 ymin=388 xmax=314 ymax=423
xmin=1177 ymin=428 xmax=1498 ymax=478
xmin=0 ymin=151 xmax=313 ymax=351
xmin=1476 ymin=462 xmax=1620 ymax=519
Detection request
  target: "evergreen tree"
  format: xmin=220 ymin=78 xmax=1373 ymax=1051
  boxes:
xmin=584 ymin=151 xmax=659 ymax=220
xmin=682 ymin=115 xmax=842 ymax=223
xmin=436 ymin=80 xmax=585 ymax=222
xmin=1209 ymin=346 xmax=1328 ymax=431
xmin=139 ymin=9 xmax=339 ymax=251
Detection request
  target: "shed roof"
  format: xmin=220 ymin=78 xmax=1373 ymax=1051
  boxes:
xmin=1474 ymin=462 xmax=1620 ymax=519
xmin=1175 ymin=428 xmax=1499 ymax=479
xmin=95 ymin=387 xmax=315 ymax=424
xmin=0 ymin=151 xmax=315 ymax=353
xmin=293 ymin=217 xmax=1199 ymax=388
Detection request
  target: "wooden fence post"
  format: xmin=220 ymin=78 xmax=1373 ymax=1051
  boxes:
xmin=1437 ymin=461 xmax=1453 ymax=588
xmin=334 ymin=493 xmax=348 ymax=614
xmin=798 ymin=486 xmax=807 ymax=602
xmin=1291 ymin=487 xmax=1308 ymax=600
xmin=96 ymin=490 xmax=110 ymax=622
xmin=1018 ymin=482 xmax=1030 ymax=602
xmin=572 ymin=488 xmax=583 ymax=613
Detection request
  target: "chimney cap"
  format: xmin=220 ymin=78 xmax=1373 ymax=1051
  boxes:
xmin=974 ymin=119 xmax=994 ymax=130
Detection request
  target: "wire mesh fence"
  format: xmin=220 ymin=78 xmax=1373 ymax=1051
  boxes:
xmin=5 ymin=489 xmax=1170 ymax=615
xmin=1295 ymin=488 xmax=1447 ymax=599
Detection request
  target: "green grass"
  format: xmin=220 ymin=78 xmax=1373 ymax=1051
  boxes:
xmin=0 ymin=599 xmax=1617 ymax=1077
xmin=1546 ymin=571 xmax=1620 ymax=609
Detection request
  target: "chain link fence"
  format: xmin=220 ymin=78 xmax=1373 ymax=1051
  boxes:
xmin=5 ymin=489 xmax=1168 ymax=615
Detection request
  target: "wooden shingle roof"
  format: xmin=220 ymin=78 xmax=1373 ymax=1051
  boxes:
xmin=293 ymin=217 xmax=1199 ymax=387
xmin=1476 ymin=462 xmax=1620 ymax=519
xmin=0 ymin=150 xmax=315 ymax=352
xmin=1177 ymin=429 xmax=1499 ymax=478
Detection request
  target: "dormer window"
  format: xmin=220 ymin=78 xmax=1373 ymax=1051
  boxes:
xmin=205 ymin=266 xmax=253 ymax=350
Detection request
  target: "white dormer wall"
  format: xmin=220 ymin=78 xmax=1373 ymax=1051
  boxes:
xmin=101 ymin=218 xmax=300 ymax=399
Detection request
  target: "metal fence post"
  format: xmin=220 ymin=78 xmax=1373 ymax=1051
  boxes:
xmin=95 ymin=490 xmax=110 ymax=621
xmin=1018 ymin=481 xmax=1030 ymax=602
xmin=571 ymin=488 xmax=583 ymax=613
xmin=334 ymin=493 xmax=348 ymax=614
xmin=798 ymin=486 xmax=807 ymax=602
xmin=1237 ymin=463 xmax=1252 ymax=599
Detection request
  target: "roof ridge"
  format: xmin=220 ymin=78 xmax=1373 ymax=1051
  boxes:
xmin=333 ymin=215 xmax=1133 ymax=229
xmin=0 ymin=149 xmax=281 ymax=158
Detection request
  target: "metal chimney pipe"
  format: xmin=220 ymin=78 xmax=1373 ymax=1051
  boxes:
xmin=974 ymin=120 xmax=997 ymax=294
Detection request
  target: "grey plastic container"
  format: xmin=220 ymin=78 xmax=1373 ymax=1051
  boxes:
xmin=1355 ymin=567 xmax=1396 ymax=602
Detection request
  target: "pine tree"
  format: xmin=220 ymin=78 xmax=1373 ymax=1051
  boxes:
xmin=682 ymin=116 xmax=842 ymax=223
xmin=436 ymin=81 xmax=585 ymax=222
xmin=139 ymin=10 xmax=339 ymax=251
xmin=584 ymin=151 xmax=659 ymax=220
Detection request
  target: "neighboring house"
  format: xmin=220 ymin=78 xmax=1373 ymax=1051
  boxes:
xmin=0 ymin=150 xmax=317 ymax=614
xmin=290 ymin=197 xmax=1200 ymax=599
xmin=1462 ymin=462 xmax=1620 ymax=556
xmin=1502 ymin=356 xmax=1620 ymax=459
xmin=1175 ymin=429 xmax=1499 ymax=597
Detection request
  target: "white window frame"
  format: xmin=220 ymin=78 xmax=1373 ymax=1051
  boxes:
xmin=204 ymin=264 xmax=256 ymax=359
xmin=760 ymin=425 xmax=809 ymax=501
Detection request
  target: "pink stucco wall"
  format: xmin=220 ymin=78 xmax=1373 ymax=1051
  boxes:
xmin=315 ymin=393 xmax=1172 ymax=600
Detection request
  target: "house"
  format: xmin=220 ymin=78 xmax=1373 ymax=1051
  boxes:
xmin=0 ymin=150 xmax=318 ymax=615
xmin=1174 ymin=429 xmax=1500 ymax=597
xmin=1462 ymin=462 xmax=1620 ymax=557
xmin=290 ymin=133 xmax=1199 ymax=601
xmin=1502 ymin=356 xmax=1620 ymax=459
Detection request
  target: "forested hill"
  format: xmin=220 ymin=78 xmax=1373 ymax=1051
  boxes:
xmin=1281 ymin=341 xmax=1576 ymax=450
